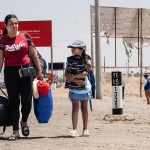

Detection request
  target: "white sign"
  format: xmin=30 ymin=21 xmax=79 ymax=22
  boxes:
xmin=112 ymin=86 xmax=123 ymax=109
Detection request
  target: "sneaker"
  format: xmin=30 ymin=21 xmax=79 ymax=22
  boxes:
xmin=81 ymin=129 xmax=90 ymax=137
xmin=68 ymin=129 xmax=79 ymax=137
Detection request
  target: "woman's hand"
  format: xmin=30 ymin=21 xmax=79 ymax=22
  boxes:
xmin=37 ymin=71 xmax=44 ymax=80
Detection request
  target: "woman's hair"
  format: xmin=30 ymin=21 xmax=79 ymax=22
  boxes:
xmin=3 ymin=14 xmax=18 ymax=35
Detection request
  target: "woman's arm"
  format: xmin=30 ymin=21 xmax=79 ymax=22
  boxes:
xmin=0 ymin=50 xmax=4 ymax=73
xmin=28 ymin=45 xmax=43 ymax=80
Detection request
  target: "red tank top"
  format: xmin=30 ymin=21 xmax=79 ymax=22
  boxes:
xmin=0 ymin=32 xmax=31 ymax=66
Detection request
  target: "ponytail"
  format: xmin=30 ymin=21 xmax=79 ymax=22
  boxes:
xmin=82 ymin=50 xmax=88 ymax=67
xmin=3 ymin=27 xmax=7 ymax=36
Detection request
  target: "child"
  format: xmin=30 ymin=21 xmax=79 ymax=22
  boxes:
xmin=143 ymin=74 xmax=150 ymax=104
xmin=65 ymin=40 xmax=92 ymax=137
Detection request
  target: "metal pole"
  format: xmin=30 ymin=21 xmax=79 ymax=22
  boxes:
xmin=90 ymin=5 xmax=94 ymax=71
xmin=95 ymin=0 xmax=102 ymax=99
xmin=115 ymin=7 xmax=117 ymax=67
xmin=127 ymin=57 xmax=129 ymax=76
xmin=51 ymin=44 xmax=53 ymax=75
xmin=140 ymin=8 xmax=143 ymax=97
xmin=104 ymin=56 xmax=106 ymax=72
xmin=62 ymin=63 xmax=65 ymax=83
xmin=63 ymin=68 xmax=65 ymax=83
xmin=50 ymin=21 xmax=53 ymax=76
xmin=138 ymin=9 xmax=140 ymax=67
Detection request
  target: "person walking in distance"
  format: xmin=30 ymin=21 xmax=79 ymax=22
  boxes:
xmin=143 ymin=74 xmax=150 ymax=104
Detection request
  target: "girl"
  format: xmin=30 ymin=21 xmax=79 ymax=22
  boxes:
xmin=65 ymin=40 xmax=91 ymax=137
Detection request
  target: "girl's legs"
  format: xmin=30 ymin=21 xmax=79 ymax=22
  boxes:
xmin=81 ymin=100 xmax=88 ymax=130
xmin=71 ymin=100 xmax=79 ymax=130
xmin=81 ymin=99 xmax=90 ymax=136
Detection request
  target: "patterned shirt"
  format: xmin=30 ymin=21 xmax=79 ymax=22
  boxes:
xmin=65 ymin=55 xmax=87 ymax=90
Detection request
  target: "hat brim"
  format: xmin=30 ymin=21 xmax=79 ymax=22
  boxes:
xmin=67 ymin=45 xmax=79 ymax=48
xmin=67 ymin=45 xmax=85 ymax=50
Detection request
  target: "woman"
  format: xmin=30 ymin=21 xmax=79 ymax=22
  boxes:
xmin=65 ymin=40 xmax=91 ymax=137
xmin=0 ymin=14 xmax=43 ymax=140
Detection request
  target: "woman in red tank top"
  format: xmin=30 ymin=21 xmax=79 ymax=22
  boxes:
xmin=0 ymin=14 xmax=43 ymax=140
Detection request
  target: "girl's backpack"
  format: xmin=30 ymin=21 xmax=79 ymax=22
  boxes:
xmin=87 ymin=70 xmax=96 ymax=98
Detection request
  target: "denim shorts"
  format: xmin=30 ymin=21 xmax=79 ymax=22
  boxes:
xmin=69 ymin=91 xmax=91 ymax=101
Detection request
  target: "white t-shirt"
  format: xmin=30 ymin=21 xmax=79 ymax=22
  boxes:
xmin=143 ymin=79 xmax=147 ymax=87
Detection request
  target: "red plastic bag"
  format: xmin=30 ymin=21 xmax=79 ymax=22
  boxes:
xmin=37 ymin=80 xmax=50 ymax=95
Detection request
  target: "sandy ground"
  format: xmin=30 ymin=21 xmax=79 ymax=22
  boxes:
xmin=0 ymin=73 xmax=150 ymax=150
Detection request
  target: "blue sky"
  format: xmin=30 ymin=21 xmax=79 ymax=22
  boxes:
xmin=1 ymin=0 xmax=150 ymax=71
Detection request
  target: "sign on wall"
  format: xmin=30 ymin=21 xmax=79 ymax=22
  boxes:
xmin=0 ymin=20 xmax=52 ymax=47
